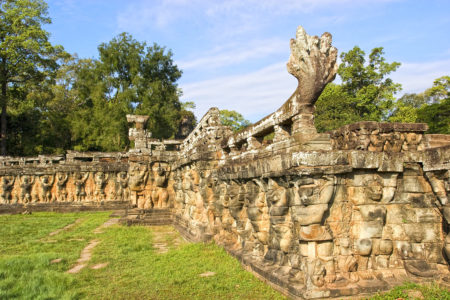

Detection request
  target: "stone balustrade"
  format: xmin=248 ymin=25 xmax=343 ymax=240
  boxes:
xmin=1 ymin=26 xmax=449 ymax=299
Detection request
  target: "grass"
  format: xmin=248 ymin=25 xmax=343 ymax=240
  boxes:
xmin=1 ymin=211 xmax=448 ymax=300
xmin=0 ymin=212 xmax=286 ymax=299
xmin=369 ymin=281 xmax=450 ymax=300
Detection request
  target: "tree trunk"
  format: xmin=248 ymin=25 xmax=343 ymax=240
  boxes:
xmin=1 ymin=81 xmax=6 ymax=156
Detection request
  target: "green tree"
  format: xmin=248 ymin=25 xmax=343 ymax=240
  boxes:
xmin=387 ymin=93 xmax=425 ymax=123
xmin=415 ymin=76 xmax=450 ymax=133
xmin=67 ymin=33 xmax=183 ymax=152
xmin=0 ymin=0 xmax=65 ymax=155
xmin=388 ymin=76 xmax=449 ymax=129
xmin=315 ymin=46 xmax=401 ymax=131
xmin=314 ymin=84 xmax=360 ymax=132
xmin=220 ymin=109 xmax=251 ymax=132
xmin=338 ymin=46 xmax=401 ymax=120
xmin=424 ymin=75 xmax=449 ymax=103
xmin=416 ymin=98 xmax=450 ymax=134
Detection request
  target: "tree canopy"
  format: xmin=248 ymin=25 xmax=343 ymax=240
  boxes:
xmin=220 ymin=109 xmax=251 ymax=132
xmin=1 ymin=0 xmax=448 ymax=155
xmin=389 ymin=76 xmax=449 ymax=134
xmin=0 ymin=0 xmax=66 ymax=155
xmin=65 ymin=33 xmax=185 ymax=152
xmin=315 ymin=46 xmax=401 ymax=132
xmin=1 ymin=3 xmax=189 ymax=156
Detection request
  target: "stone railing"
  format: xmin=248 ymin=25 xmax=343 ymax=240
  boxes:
xmin=225 ymin=26 xmax=338 ymax=153
xmin=1 ymin=26 xmax=450 ymax=299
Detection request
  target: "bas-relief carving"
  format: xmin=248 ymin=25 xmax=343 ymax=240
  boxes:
xmin=151 ymin=163 xmax=170 ymax=208
xmin=425 ymin=170 xmax=450 ymax=268
xmin=116 ymin=171 xmax=130 ymax=202
xmin=56 ymin=173 xmax=69 ymax=202
xmin=171 ymin=160 xmax=449 ymax=296
xmin=39 ymin=175 xmax=55 ymax=203
xmin=1 ymin=176 xmax=15 ymax=204
xmin=129 ymin=164 xmax=149 ymax=208
xmin=93 ymin=172 xmax=109 ymax=202
xmin=0 ymin=25 xmax=448 ymax=299
xmin=74 ymin=172 xmax=89 ymax=202
xmin=20 ymin=175 xmax=35 ymax=203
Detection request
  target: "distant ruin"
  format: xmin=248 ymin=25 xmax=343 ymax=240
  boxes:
xmin=1 ymin=26 xmax=449 ymax=299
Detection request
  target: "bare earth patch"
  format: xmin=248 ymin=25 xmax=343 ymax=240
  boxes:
xmin=199 ymin=271 xmax=216 ymax=277
xmin=151 ymin=226 xmax=187 ymax=254
xmin=67 ymin=218 xmax=117 ymax=274
xmin=93 ymin=218 xmax=119 ymax=234
xmin=91 ymin=262 xmax=109 ymax=270
xmin=51 ymin=258 xmax=62 ymax=264
xmin=49 ymin=218 xmax=83 ymax=236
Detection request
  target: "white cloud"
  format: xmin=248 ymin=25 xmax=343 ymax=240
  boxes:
xmin=182 ymin=57 xmax=450 ymax=123
xmin=178 ymin=38 xmax=286 ymax=70
xmin=392 ymin=59 xmax=450 ymax=94
xmin=180 ymin=63 xmax=298 ymax=121
xmin=116 ymin=0 xmax=398 ymax=33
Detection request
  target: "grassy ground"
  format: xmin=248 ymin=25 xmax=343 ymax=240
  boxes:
xmin=0 ymin=212 xmax=286 ymax=299
xmin=369 ymin=281 xmax=450 ymax=300
xmin=0 ymin=212 xmax=448 ymax=300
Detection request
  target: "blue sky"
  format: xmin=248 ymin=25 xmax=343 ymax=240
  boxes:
xmin=45 ymin=0 xmax=450 ymax=122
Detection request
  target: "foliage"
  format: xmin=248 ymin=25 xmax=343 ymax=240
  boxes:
xmin=387 ymin=93 xmax=423 ymax=123
xmin=0 ymin=0 xmax=66 ymax=155
xmin=416 ymin=98 xmax=450 ymax=134
xmin=220 ymin=109 xmax=251 ymax=132
xmin=388 ymin=75 xmax=449 ymax=133
xmin=314 ymin=84 xmax=361 ymax=132
xmin=67 ymin=33 xmax=183 ymax=152
xmin=338 ymin=46 xmax=401 ymax=121
xmin=315 ymin=46 xmax=401 ymax=132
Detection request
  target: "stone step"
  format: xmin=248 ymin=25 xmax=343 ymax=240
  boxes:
xmin=125 ymin=218 xmax=173 ymax=226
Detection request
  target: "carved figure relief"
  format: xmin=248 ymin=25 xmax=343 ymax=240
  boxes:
xmin=94 ymin=172 xmax=109 ymax=202
xmin=152 ymin=163 xmax=170 ymax=208
xmin=247 ymin=179 xmax=270 ymax=259
xmin=290 ymin=175 xmax=336 ymax=287
xmin=56 ymin=173 xmax=69 ymax=202
xmin=116 ymin=171 xmax=130 ymax=202
xmin=74 ymin=172 xmax=89 ymax=202
xmin=1 ymin=176 xmax=15 ymax=204
xmin=39 ymin=175 xmax=55 ymax=203
xmin=129 ymin=164 xmax=148 ymax=208
xmin=20 ymin=175 xmax=35 ymax=203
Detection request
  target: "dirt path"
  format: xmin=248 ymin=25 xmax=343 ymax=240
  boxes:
xmin=49 ymin=218 xmax=83 ymax=236
xmin=67 ymin=218 xmax=119 ymax=274
xmin=93 ymin=218 xmax=119 ymax=234
xmin=151 ymin=226 xmax=186 ymax=254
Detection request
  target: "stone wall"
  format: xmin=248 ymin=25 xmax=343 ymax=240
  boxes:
xmin=0 ymin=26 xmax=449 ymax=299
xmin=0 ymin=150 xmax=177 ymax=212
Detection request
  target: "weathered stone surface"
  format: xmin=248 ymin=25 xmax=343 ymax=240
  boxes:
xmin=1 ymin=25 xmax=449 ymax=299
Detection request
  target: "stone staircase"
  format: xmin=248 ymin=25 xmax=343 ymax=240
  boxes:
xmin=120 ymin=208 xmax=173 ymax=226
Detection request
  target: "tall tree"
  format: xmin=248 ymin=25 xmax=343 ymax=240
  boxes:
xmin=338 ymin=46 xmax=401 ymax=121
xmin=68 ymin=33 xmax=183 ymax=152
xmin=315 ymin=46 xmax=401 ymax=131
xmin=0 ymin=0 xmax=65 ymax=155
